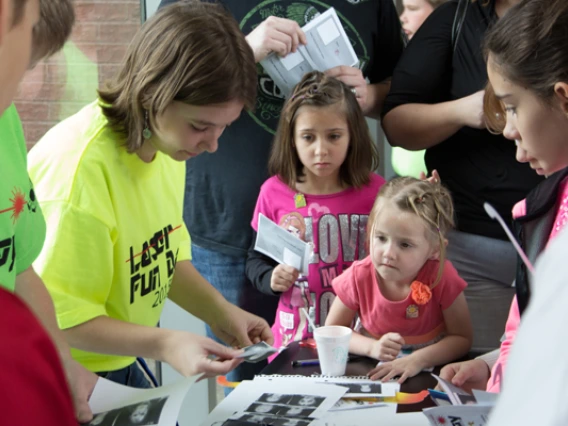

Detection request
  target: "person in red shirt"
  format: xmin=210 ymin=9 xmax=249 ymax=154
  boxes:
xmin=0 ymin=0 xmax=93 ymax=423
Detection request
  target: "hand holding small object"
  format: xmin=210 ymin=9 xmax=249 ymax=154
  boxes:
xmin=370 ymin=332 xmax=405 ymax=361
xmin=438 ymin=359 xmax=491 ymax=393
xmin=245 ymin=16 xmax=307 ymax=62
xmin=325 ymin=66 xmax=368 ymax=111
xmin=271 ymin=264 xmax=300 ymax=293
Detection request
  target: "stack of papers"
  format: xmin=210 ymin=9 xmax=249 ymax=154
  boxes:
xmin=87 ymin=376 xmax=198 ymax=426
xmin=260 ymin=8 xmax=358 ymax=96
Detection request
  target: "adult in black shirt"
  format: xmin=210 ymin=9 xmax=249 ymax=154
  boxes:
xmin=158 ymin=0 xmax=405 ymax=384
xmin=382 ymin=0 xmax=543 ymax=352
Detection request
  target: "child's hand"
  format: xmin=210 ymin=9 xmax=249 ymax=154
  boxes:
xmin=367 ymin=355 xmax=424 ymax=384
xmin=370 ymin=332 xmax=405 ymax=361
xmin=270 ymin=264 xmax=299 ymax=293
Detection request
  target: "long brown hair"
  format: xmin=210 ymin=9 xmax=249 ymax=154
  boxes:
xmin=268 ymin=71 xmax=380 ymax=190
xmin=368 ymin=177 xmax=455 ymax=287
xmin=98 ymin=0 xmax=257 ymax=152
xmin=483 ymin=0 xmax=568 ymax=133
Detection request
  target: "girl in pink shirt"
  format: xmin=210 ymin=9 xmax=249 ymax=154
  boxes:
xmin=327 ymin=177 xmax=472 ymax=383
xmin=246 ymin=71 xmax=386 ymax=353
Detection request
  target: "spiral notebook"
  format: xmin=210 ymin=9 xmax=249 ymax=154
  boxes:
xmin=253 ymin=375 xmax=400 ymax=397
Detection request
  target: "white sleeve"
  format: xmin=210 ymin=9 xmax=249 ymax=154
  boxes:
xmin=487 ymin=227 xmax=568 ymax=426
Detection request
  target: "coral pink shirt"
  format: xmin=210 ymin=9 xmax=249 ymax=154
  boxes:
xmin=487 ymin=177 xmax=568 ymax=392
xmin=332 ymin=256 xmax=466 ymax=347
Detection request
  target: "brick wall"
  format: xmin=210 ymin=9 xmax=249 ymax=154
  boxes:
xmin=15 ymin=0 xmax=141 ymax=150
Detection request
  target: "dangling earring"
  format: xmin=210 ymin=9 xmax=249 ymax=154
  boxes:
xmin=143 ymin=110 xmax=152 ymax=140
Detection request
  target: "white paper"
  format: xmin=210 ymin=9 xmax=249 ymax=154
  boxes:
xmin=471 ymin=389 xmax=498 ymax=406
xmin=423 ymin=405 xmax=492 ymax=426
xmin=200 ymin=380 xmax=347 ymax=426
xmin=259 ymin=8 xmax=358 ymax=96
xmin=317 ymin=410 xmax=429 ymax=426
xmin=253 ymin=375 xmax=399 ymax=397
xmin=301 ymin=9 xmax=358 ymax=72
xmin=317 ymin=18 xmax=340 ymax=45
xmin=431 ymin=374 xmax=474 ymax=406
xmin=87 ymin=376 xmax=198 ymax=426
xmin=255 ymin=213 xmax=311 ymax=275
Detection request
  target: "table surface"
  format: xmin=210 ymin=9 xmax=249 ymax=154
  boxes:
xmin=261 ymin=341 xmax=438 ymax=414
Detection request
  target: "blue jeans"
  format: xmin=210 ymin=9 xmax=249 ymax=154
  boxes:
xmin=191 ymin=244 xmax=279 ymax=392
xmin=97 ymin=361 xmax=153 ymax=389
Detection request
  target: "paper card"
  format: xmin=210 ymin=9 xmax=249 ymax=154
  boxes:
xmin=283 ymin=247 xmax=302 ymax=271
xmin=254 ymin=214 xmax=310 ymax=275
xmin=281 ymin=50 xmax=306 ymax=71
xmin=423 ymin=405 xmax=492 ymax=426
xmin=431 ymin=374 xmax=474 ymax=406
xmin=471 ymin=390 xmax=498 ymax=407
xmin=329 ymin=398 xmax=386 ymax=412
xmin=236 ymin=341 xmax=286 ymax=363
xmin=259 ymin=7 xmax=359 ymax=96
xmin=300 ymin=8 xmax=358 ymax=71
xmin=316 ymin=17 xmax=340 ymax=45
xmin=88 ymin=376 xmax=198 ymax=426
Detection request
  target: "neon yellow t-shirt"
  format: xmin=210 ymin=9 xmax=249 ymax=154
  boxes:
xmin=28 ymin=102 xmax=191 ymax=372
xmin=0 ymin=104 xmax=45 ymax=291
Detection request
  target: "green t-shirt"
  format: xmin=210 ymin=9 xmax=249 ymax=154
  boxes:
xmin=28 ymin=102 xmax=191 ymax=372
xmin=0 ymin=104 xmax=46 ymax=291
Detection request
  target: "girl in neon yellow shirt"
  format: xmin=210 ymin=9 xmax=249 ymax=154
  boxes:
xmin=29 ymin=1 xmax=272 ymax=388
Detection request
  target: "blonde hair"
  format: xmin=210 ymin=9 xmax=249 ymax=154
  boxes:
xmin=269 ymin=71 xmax=380 ymax=189
xmin=98 ymin=0 xmax=257 ymax=152
xmin=369 ymin=177 xmax=455 ymax=287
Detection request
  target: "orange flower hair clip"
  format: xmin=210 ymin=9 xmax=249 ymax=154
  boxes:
xmin=411 ymin=280 xmax=432 ymax=305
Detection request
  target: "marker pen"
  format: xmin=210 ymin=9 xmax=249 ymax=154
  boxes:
xmin=291 ymin=359 xmax=320 ymax=367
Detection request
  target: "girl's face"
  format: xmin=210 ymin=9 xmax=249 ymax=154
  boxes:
xmin=298 ymin=396 xmax=316 ymax=406
xmin=287 ymin=407 xmax=303 ymax=415
xmin=371 ymin=203 xmax=438 ymax=286
xmin=293 ymin=104 xmax=350 ymax=188
xmin=400 ymin=0 xmax=434 ymax=39
xmin=487 ymin=57 xmax=568 ymax=176
xmin=140 ymin=99 xmax=244 ymax=162
xmin=130 ymin=404 xmax=149 ymax=423
xmin=255 ymin=404 xmax=272 ymax=413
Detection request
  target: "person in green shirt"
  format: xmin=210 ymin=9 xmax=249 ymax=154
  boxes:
xmin=29 ymin=1 xmax=273 ymax=390
xmin=0 ymin=0 xmax=97 ymax=423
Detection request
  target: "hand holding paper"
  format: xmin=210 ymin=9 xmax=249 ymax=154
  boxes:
xmin=161 ymin=330 xmax=243 ymax=379
xmin=260 ymin=8 xmax=358 ymax=96
xmin=437 ymin=358 xmax=491 ymax=393
xmin=245 ymin=16 xmax=307 ymax=62
xmin=209 ymin=300 xmax=274 ymax=348
xmin=271 ymin=263 xmax=300 ymax=293
xmin=254 ymin=213 xmax=311 ymax=275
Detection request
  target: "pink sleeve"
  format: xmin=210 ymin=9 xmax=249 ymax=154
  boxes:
xmin=486 ymin=298 xmax=520 ymax=393
xmin=512 ymin=199 xmax=527 ymax=219
xmin=433 ymin=260 xmax=468 ymax=310
xmin=332 ymin=263 xmax=361 ymax=312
